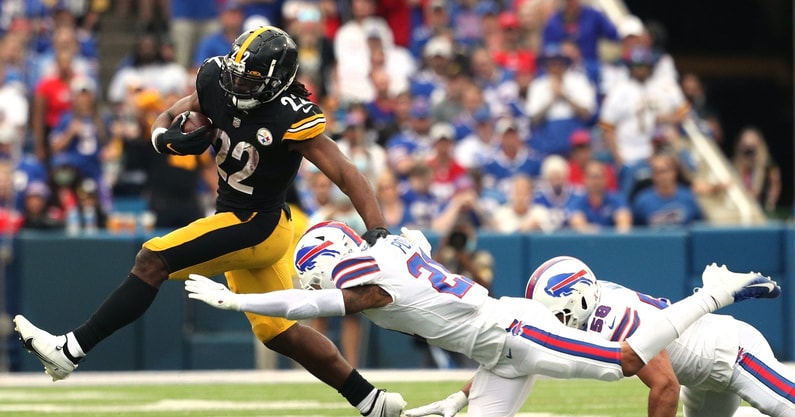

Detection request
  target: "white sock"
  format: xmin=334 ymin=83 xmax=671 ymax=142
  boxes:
xmin=625 ymin=290 xmax=718 ymax=363
xmin=65 ymin=332 xmax=86 ymax=358
xmin=705 ymin=285 xmax=734 ymax=310
xmin=356 ymin=389 xmax=379 ymax=414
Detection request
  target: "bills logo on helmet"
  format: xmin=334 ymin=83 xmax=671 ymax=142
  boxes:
xmin=295 ymin=240 xmax=339 ymax=273
xmin=544 ymin=270 xmax=591 ymax=297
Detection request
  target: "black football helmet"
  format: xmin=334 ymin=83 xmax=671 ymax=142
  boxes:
xmin=219 ymin=26 xmax=299 ymax=110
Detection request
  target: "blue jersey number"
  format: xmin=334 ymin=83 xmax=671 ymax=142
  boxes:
xmin=406 ymin=252 xmax=474 ymax=298
xmin=636 ymin=292 xmax=670 ymax=309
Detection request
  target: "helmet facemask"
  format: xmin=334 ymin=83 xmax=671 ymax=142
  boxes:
xmin=555 ymin=290 xmax=595 ymax=330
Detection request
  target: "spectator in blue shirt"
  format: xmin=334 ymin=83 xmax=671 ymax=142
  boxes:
xmin=410 ymin=35 xmax=455 ymax=102
xmin=400 ymin=163 xmax=441 ymax=231
xmin=169 ymin=0 xmax=221 ymax=68
xmin=567 ymin=160 xmax=632 ymax=233
xmin=481 ymin=118 xmax=542 ymax=201
xmin=386 ymin=99 xmax=435 ymax=183
xmin=533 ymin=154 xmax=582 ymax=231
xmin=542 ymin=0 xmax=618 ymax=84
xmin=632 ymin=153 xmax=702 ymax=227
xmin=526 ymin=44 xmax=596 ymax=158
xmin=192 ymin=2 xmax=245 ymax=69
xmin=409 ymin=0 xmax=452 ymax=59
xmin=49 ymin=77 xmax=107 ymax=197
xmin=239 ymin=0 xmax=285 ymax=29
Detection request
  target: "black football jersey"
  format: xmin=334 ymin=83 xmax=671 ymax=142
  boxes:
xmin=196 ymin=57 xmax=327 ymax=212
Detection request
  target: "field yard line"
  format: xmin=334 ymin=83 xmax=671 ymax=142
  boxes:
xmin=0 ymin=369 xmax=477 ymax=387
xmin=0 ymin=399 xmax=593 ymax=417
xmin=6 ymin=364 xmax=795 ymax=387
xmin=0 ymin=399 xmax=348 ymax=412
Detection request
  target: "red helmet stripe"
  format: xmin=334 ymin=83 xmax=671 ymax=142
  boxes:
xmin=549 ymin=269 xmax=588 ymax=292
xmin=306 ymin=221 xmax=363 ymax=245
xmin=297 ymin=240 xmax=334 ymax=266
xmin=525 ymin=256 xmax=567 ymax=298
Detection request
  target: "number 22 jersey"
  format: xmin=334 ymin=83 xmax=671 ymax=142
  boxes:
xmin=196 ymin=57 xmax=326 ymax=213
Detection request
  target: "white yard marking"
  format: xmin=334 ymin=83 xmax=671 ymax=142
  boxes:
xmin=0 ymin=399 xmax=347 ymax=413
xmin=0 ymin=369 xmax=478 ymax=387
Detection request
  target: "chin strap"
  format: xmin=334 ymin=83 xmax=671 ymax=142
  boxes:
xmin=228 ymin=95 xmax=262 ymax=111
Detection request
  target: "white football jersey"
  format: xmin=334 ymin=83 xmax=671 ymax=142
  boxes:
xmin=588 ymin=281 xmax=740 ymax=389
xmin=328 ymin=235 xmax=508 ymax=368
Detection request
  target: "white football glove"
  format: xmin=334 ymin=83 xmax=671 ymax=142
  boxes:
xmin=185 ymin=274 xmax=241 ymax=311
xmin=400 ymin=227 xmax=432 ymax=254
xmin=404 ymin=391 xmax=468 ymax=417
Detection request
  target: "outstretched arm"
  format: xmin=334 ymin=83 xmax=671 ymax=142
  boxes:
xmin=185 ymin=274 xmax=346 ymax=319
xmin=185 ymin=274 xmax=393 ymax=318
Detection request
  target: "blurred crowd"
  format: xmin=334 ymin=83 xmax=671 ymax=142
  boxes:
xmin=0 ymin=0 xmax=783 ymax=242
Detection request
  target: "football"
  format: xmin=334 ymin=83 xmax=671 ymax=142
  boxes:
xmin=178 ymin=111 xmax=213 ymax=133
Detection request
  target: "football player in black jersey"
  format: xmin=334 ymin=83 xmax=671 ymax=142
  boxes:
xmin=14 ymin=26 xmax=403 ymax=416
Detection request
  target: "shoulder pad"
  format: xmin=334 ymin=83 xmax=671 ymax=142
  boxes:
xmin=196 ymin=57 xmax=223 ymax=88
xmin=279 ymin=94 xmax=327 ymax=142
xmin=331 ymin=255 xmax=380 ymax=289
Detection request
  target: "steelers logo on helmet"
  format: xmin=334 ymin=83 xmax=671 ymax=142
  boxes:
xmin=219 ymin=26 xmax=299 ymax=110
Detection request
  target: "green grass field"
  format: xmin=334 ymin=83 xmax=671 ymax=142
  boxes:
xmin=0 ymin=370 xmax=682 ymax=416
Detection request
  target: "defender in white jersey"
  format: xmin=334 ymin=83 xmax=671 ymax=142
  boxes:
xmin=526 ymin=256 xmax=795 ymax=417
xmin=184 ymin=222 xmax=781 ymax=417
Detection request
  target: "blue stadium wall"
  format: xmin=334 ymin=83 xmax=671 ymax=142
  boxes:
xmin=8 ymin=223 xmax=794 ymax=372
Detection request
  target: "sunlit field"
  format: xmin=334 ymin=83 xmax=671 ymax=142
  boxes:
xmin=0 ymin=369 xmax=684 ymax=416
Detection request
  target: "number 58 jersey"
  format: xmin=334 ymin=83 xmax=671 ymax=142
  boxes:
xmin=329 ymin=235 xmax=507 ymax=368
xmin=196 ymin=57 xmax=327 ymax=212
xmin=587 ymin=281 xmax=741 ymax=389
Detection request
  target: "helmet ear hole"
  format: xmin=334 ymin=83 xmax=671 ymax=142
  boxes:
xmin=581 ymin=297 xmax=588 ymax=310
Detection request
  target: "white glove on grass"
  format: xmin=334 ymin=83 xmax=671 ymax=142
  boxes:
xmin=404 ymin=391 xmax=468 ymax=417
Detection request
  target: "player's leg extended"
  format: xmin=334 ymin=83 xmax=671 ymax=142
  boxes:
xmin=731 ymin=322 xmax=795 ymax=417
xmin=13 ymin=210 xmax=284 ymax=381
xmin=625 ymin=264 xmax=781 ymax=367
xmin=468 ymin=369 xmax=536 ymax=417
xmin=74 ymin=210 xmax=286 ymax=347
